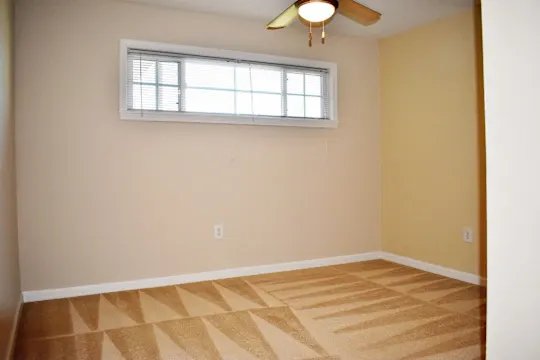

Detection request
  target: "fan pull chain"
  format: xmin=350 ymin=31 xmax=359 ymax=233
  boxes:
xmin=322 ymin=22 xmax=326 ymax=44
xmin=309 ymin=22 xmax=313 ymax=47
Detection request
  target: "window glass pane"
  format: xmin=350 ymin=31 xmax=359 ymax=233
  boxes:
xmin=185 ymin=61 xmax=234 ymax=89
xmin=236 ymin=92 xmax=252 ymax=115
xmin=133 ymin=60 xmax=156 ymax=83
xmin=287 ymin=95 xmax=304 ymax=117
xmin=132 ymin=85 xmax=156 ymax=110
xmin=235 ymin=67 xmax=252 ymax=91
xmin=305 ymin=96 xmax=322 ymax=118
xmin=252 ymin=93 xmax=282 ymax=116
xmin=305 ymin=74 xmax=321 ymax=96
xmin=287 ymin=72 xmax=304 ymax=94
xmin=236 ymin=93 xmax=282 ymax=116
xmin=159 ymin=62 xmax=178 ymax=85
xmin=159 ymin=86 xmax=179 ymax=111
xmin=250 ymin=68 xmax=282 ymax=93
xmin=185 ymin=89 xmax=235 ymax=114
xmin=235 ymin=66 xmax=282 ymax=93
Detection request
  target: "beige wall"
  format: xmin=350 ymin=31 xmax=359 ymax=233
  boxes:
xmin=0 ymin=0 xmax=21 ymax=356
xmin=380 ymin=9 xmax=486 ymax=275
xmin=15 ymin=0 xmax=381 ymax=291
xmin=482 ymin=1 xmax=540 ymax=358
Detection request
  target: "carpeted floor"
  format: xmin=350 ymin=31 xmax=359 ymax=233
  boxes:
xmin=14 ymin=260 xmax=486 ymax=359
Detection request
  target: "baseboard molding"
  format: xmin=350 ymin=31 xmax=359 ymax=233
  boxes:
xmin=6 ymin=294 xmax=23 ymax=360
xmin=379 ymin=252 xmax=487 ymax=286
xmin=23 ymin=252 xmax=381 ymax=303
xmin=23 ymin=251 xmax=486 ymax=303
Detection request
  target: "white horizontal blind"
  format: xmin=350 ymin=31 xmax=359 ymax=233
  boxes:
xmin=127 ymin=49 xmax=330 ymax=120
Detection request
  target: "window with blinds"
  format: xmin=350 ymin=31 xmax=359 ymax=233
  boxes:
xmin=120 ymin=40 xmax=338 ymax=128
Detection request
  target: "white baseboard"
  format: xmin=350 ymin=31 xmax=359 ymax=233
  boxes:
xmin=6 ymin=294 xmax=23 ymax=359
xmin=379 ymin=252 xmax=487 ymax=286
xmin=23 ymin=252 xmax=380 ymax=303
xmin=23 ymin=251 xmax=486 ymax=303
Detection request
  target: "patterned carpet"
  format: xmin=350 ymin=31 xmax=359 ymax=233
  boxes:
xmin=14 ymin=260 xmax=486 ymax=359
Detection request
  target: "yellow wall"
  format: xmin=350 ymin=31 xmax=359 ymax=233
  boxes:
xmin=380 ymin=9 xmax=486 ymax=275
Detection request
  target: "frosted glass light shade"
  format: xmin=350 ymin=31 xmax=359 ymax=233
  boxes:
xmin=298 ymin=1 xmax=336 ymax=23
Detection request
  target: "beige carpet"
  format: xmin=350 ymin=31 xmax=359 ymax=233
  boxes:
xmin=15 ymin=260 xmax=486 ymax=359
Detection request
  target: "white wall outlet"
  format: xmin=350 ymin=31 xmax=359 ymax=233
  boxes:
xmin=214 ymin=224 xmax=224 ymax=240
xmin=463 ymin=227 xmax=473 ymax=243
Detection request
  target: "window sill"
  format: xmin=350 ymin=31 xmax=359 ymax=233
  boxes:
xmin=120 ymin=111 xmax=339 ymax=129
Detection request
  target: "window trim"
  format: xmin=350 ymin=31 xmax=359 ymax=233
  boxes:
xmin=119 ymin=39 xmax=339 ymax=129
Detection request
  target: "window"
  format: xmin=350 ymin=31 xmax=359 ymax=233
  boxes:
xmin=120 ymin=40 xmax=338 ymax=128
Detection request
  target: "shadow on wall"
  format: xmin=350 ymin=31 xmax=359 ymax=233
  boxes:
xmin=474 ymin=5 xmax=487 ymax=279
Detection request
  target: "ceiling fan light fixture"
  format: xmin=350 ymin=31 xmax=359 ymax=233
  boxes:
xmin=297 ymin=0 xmax=338 ymax=23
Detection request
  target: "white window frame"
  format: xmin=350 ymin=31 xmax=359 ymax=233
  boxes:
xmin=119 ymin=39 xmax=339 ymax=129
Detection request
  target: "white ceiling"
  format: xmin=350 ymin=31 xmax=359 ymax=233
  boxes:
xmin=123 ymin=0 xmax=475 ymax=37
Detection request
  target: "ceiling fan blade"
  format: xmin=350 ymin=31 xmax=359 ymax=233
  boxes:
xmin=337 ymin=0 xmax=381 ymax=26
xmin=266 ymin=3 xmax=299 ymax=30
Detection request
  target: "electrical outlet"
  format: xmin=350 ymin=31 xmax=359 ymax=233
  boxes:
xmin=462 ymin=227 xmax=473 ymax=243
xmin=214 ymin=224 xmax=224 ymax=240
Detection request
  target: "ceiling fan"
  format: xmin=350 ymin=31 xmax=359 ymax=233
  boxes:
xmin=266 ymin=0 xmax=381 ymax=46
